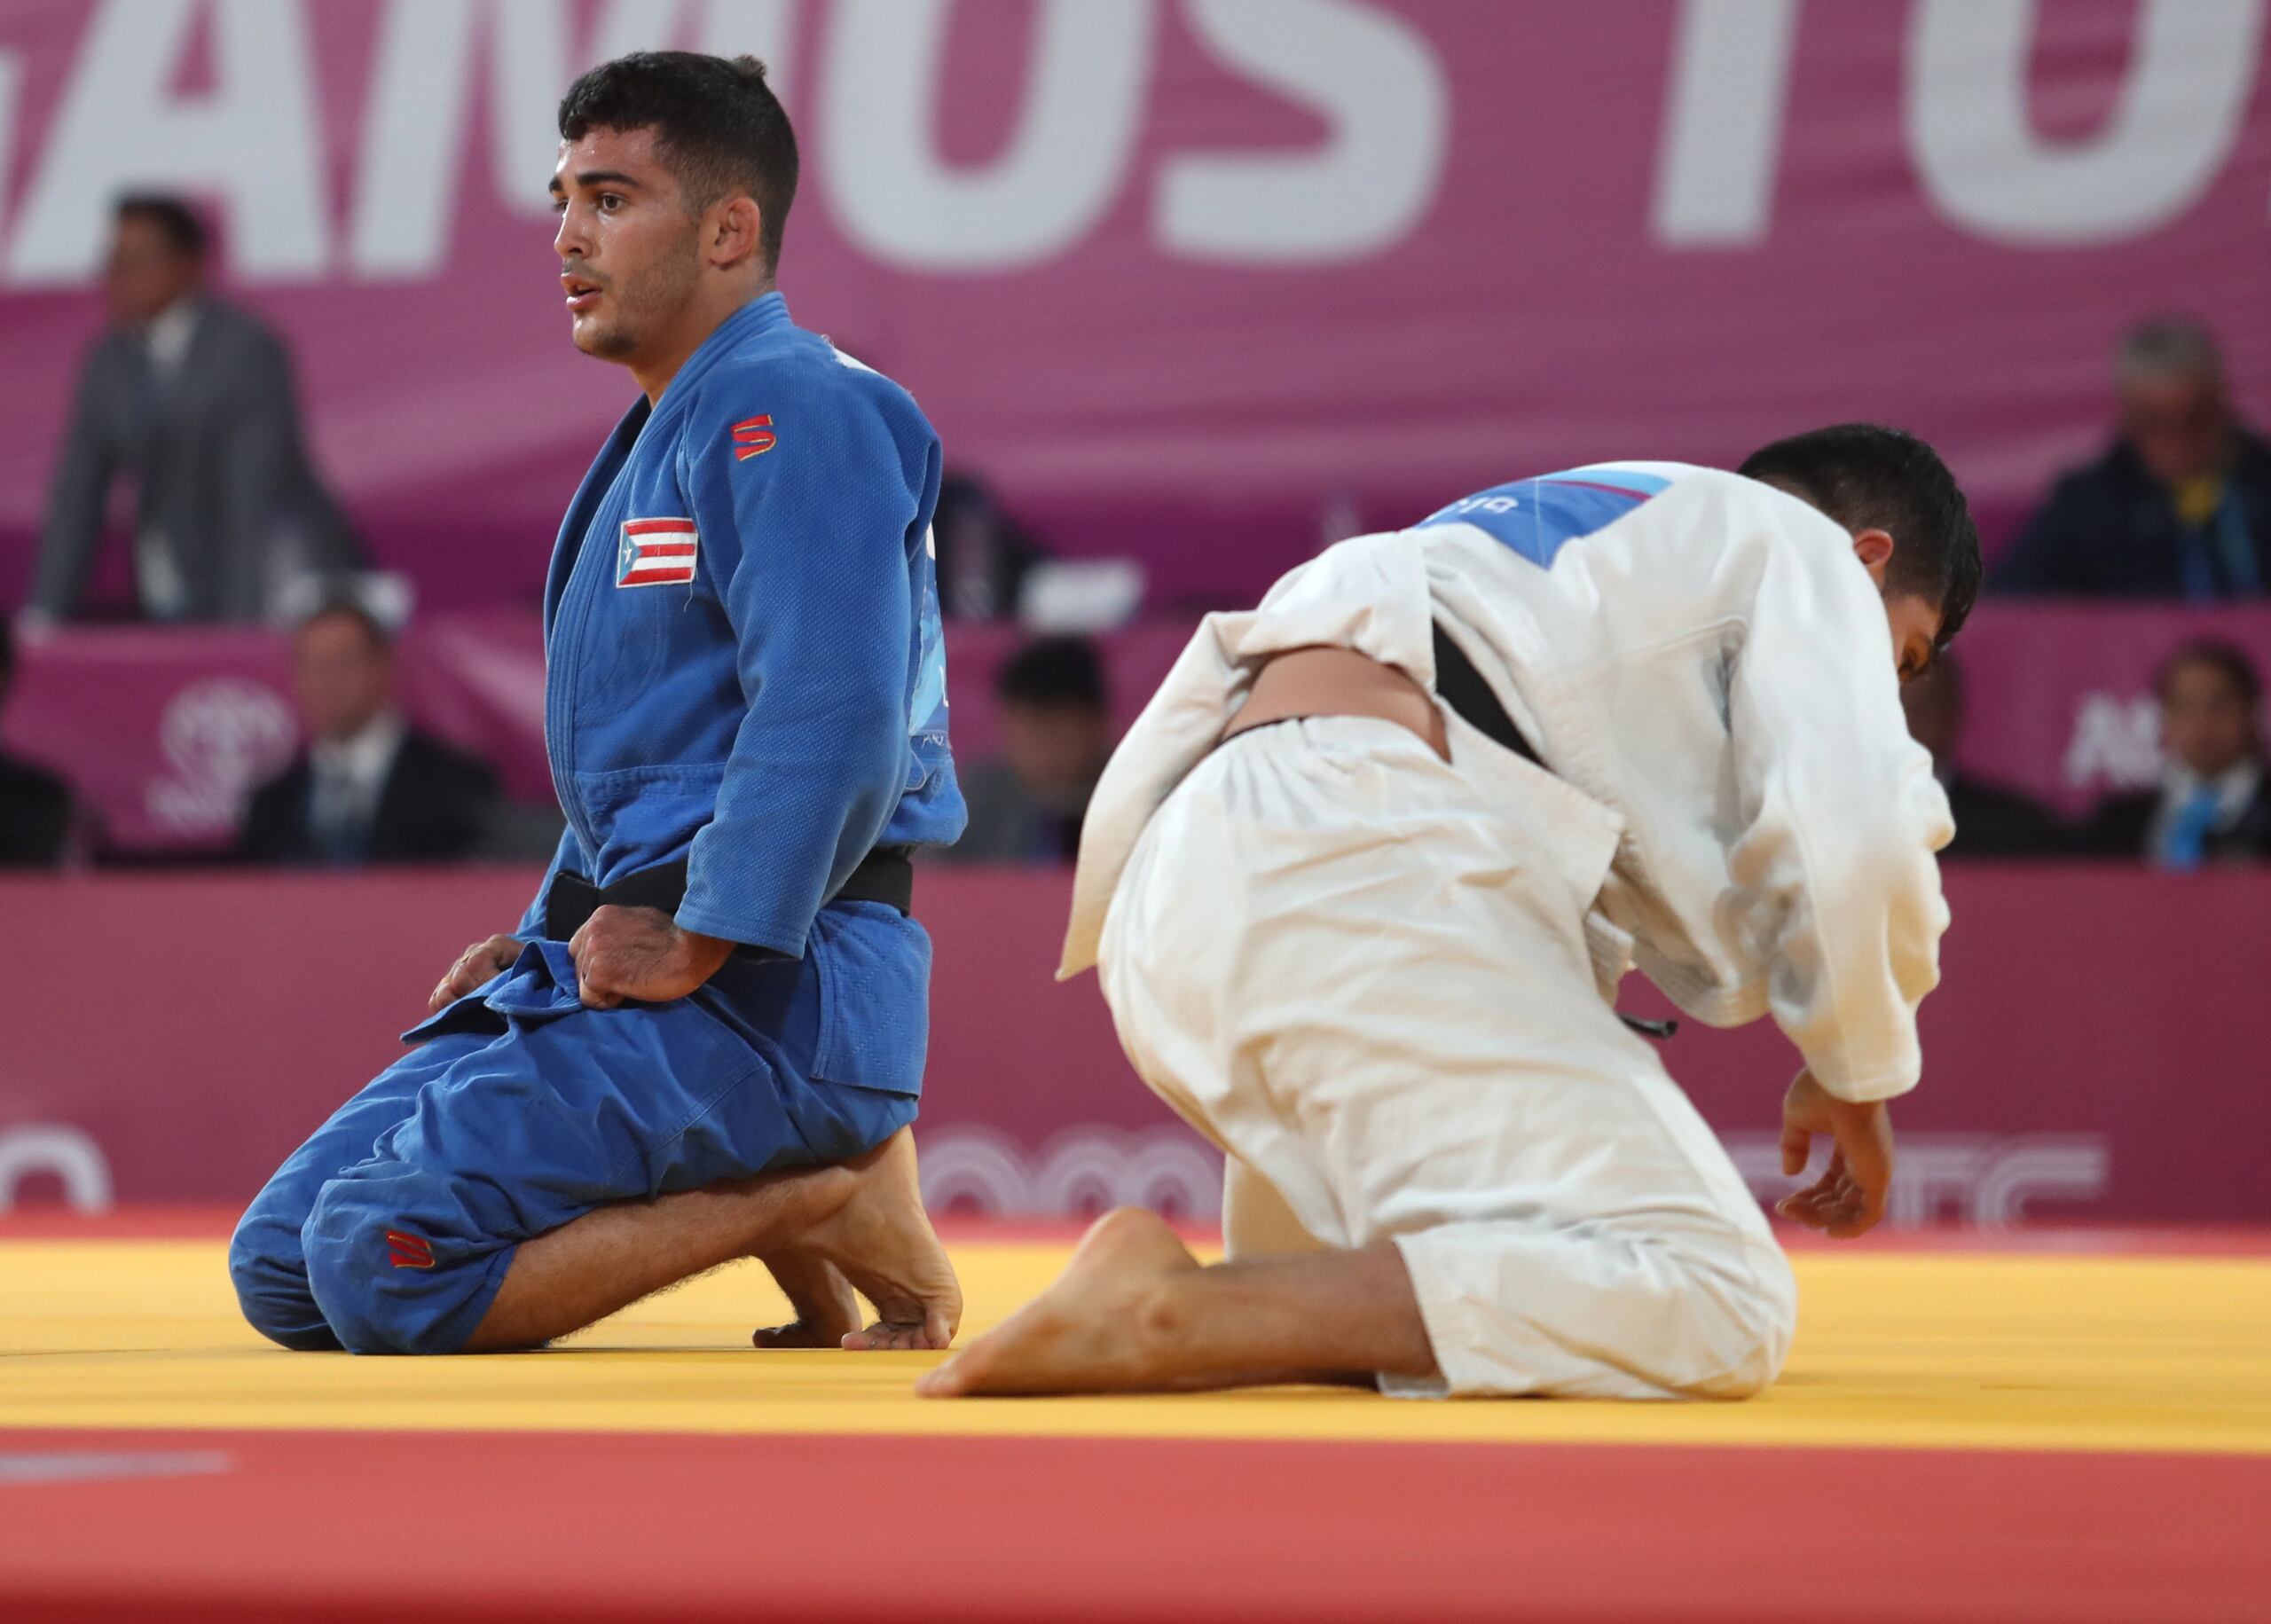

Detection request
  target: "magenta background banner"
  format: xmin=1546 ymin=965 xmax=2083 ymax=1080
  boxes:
xmin=0 ymin=1 xmax=2267 ymax=610
xmin=6 ymin=606 xmax=2267 ymax=852
xmin=0 ymin=866 xmax=2264 ymax=1224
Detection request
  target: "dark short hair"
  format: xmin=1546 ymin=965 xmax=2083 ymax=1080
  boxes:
xmin=998 ymin=636 xmax=1107 ymax=711
xmin=2119 ymin=316 xmax=2223 ymax=387
xmin=115 ymin=194 xmax=208 ymax=260
xmin=295 ymin=597 xmax=394 ymax=654
xmin=2157 ymin=638 xmax=2261 ymax=710
xmin=558 ymin=51 xmax=798 ymax=272
xmin=1739 ymin=425 xmax=1982 ymax=650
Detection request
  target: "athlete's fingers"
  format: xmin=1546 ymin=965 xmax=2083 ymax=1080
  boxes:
xmin=1777 ymin=1170 xmax=1852 ymax=1227
xmin=1776 ymin=1196 xmax=1830 ymax=1229
xmin=1827 ymin=1203 xmax=1881 ymax=1240
xmin=1837 ymin=1173 xmax=1888 ymax=1239
xmin=430 ymin=936 xmax=520 ymax=1011
xmin=1789 ymin=1152 xmax=1845 ymax=1206
xmin=568 ymin=919 xmax=609 ymax=1006
xmin=1780 ymin=1119 xmax=1811 ymax=1176
xmin=846 ymin=1319 xmax=941 ymax=1353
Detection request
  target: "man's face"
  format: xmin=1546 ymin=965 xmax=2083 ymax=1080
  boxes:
xmin=103 ymin=216 xmax=200 ymax=326
xmin=1882 ymin=594 xmax=1943 ymax=689
xmin=1900 ymin=662 xmax=1960 ymax=763
xmin=293 ymin=613 xmax=394 ymax=744
xmin=2121 ymin=372 xmax=2231 ymax=488
xmin=550 ymin=126 xmax=704 ymax=364
xmin=1000 ymin=702 xmax=1107 ymax=804
xmin=1846 ymin=527 xmax=1945 ymax=687
xmin=2160 ymin=659 xmax=2258 ymax=781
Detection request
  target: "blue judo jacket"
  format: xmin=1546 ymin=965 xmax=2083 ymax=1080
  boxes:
xmin=498 ymin=293 xmax=963 ymax=1089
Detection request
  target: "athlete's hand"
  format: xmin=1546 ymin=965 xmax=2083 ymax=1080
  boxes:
xmin=570 ymin=906 xmax=734 ymax=1008
xmin=428 ymin=934 xmax=522 ymax=1012
xmin=1775 ymin=1068 xmax=1895 ymax=1239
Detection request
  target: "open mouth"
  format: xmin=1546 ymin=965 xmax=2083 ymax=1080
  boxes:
xmin=561 ymin=272 xmax=603 ymax=313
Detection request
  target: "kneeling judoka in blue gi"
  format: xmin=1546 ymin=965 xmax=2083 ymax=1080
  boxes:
xmin=231 ymin=51 xmax=967 ymax=1355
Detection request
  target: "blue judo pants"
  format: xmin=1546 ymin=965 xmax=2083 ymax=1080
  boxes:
xmin=230 ymin=934 xmax=920 ymax=1353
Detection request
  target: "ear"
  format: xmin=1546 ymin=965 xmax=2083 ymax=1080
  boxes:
xmin=707 ymin=195 xmax=766 ymax=273
xmin=1851 ymin=526 xmax=1895 ymax=585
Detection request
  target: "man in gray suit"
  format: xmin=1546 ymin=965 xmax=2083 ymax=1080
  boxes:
xmin=26 ymin=195 xmax=362 ymax=626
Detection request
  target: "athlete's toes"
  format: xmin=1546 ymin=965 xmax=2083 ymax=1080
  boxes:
xmin=752 ymin=1321 xmax=825 ymax=1349
xmin=915 ymin=1343 xmax=985 ymax=1396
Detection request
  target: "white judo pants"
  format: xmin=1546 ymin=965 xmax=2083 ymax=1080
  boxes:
xmin=1096 ymin=715 xmax=1796 ymax=1400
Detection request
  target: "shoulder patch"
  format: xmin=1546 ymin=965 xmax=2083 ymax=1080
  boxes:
xmin=1418 ymin=467 xmax=1677 ymax=566
xmin=730 ymin=415 xmax=777 ymax=460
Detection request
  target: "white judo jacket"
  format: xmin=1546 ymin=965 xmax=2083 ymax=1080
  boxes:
xmin=1061 ymin=465 xmax=1953 ymax=1104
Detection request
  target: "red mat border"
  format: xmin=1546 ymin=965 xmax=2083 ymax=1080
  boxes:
xmin=0 ymin=1425 xmax=2263 ymax=1623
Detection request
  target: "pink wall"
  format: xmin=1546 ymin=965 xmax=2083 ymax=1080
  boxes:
xmin=0 ymin=1 xmax=2266 ymax=608
xmin=0 ymin=864 xmax=2265 ymax=1225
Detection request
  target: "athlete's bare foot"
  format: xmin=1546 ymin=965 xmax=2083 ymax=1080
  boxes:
xmin=798 ymin=1127 xmax=963 ymax=1352
xmin=750 ymin=1249 xmax=862 ymax=1349
xmin=916 ymin=1206 xmax=1198 ymax=1396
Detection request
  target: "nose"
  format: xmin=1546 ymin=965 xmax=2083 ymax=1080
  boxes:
xmin=553 ymin=200 xmax=585 ymax=262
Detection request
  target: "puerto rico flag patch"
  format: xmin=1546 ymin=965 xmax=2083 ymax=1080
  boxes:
xmin=617 ymin=517 xmax=699 ymax=588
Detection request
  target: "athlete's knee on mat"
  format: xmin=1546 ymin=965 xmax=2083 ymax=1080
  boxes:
xmin=300 ymin=1171 xmax=507 ymax=1356
xmin=1397 ymin=1224 xmax=1795 ymax=1399
xmin=229 ymin=1186 xmax=343 ymax=1351
xmin=1671 ymin=1252 xmax=1797 ymax=1400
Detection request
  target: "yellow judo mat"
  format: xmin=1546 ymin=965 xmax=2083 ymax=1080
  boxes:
xmin=4 ymin=1235 xmax=2268 ymax=1457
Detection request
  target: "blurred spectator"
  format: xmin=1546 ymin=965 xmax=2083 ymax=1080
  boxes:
xmin=238 ymin=601 xmax=496 ymax=865
xmin=0 ymin=620 xmax=72 ymax=867
xmin=932 ymin=472 xmax=1042 ymax=621
xmin=939 ymin=635 xmax=1111 ymax=864
xmin=1900 ymin=653 xmax=2068 ymax=858
xmin=1992 ymin=318 xmax=2270 ymax=600
xmin=2083 ymin=640 xmax=2271 ymax=867
xmin=25 ymin=194 xmax=363 ymax=628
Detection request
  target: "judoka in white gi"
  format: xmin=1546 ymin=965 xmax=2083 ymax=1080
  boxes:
xmin=922 ymin=427 xmax=1982 ymax=1400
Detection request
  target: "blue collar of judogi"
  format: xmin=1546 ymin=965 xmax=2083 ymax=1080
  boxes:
xmin=647 ymin=291 xmax=794 ymax=434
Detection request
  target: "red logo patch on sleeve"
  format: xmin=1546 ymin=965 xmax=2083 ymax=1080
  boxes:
xmin=384 ymin=1230 xmax=436 ymax=1269
xmin=730 ymin=415 xmax=776 ymax=460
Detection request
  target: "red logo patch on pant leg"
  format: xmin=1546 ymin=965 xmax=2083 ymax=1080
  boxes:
xmin=385 ymin=1230 xmax=436 ymax=1269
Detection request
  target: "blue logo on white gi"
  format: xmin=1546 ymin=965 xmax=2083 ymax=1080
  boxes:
xmin=1418 ymin=468 xmax=1674 ymax=566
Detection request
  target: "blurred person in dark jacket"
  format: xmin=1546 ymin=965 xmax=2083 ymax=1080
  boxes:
xmin=239 ymin=600 xmax=495 ymax=865
xmin=1898 ymin=652 xmax=2067 ymax=858
xmin=0 ymin=621 xmax=72 ymax=867
xmin=1992 ymin=318 xmax=2270 ymax=600
xmin=931 ymin=472 xmax=1041 ymax=621
xmin=2084 ymin=639 xmax=2271 ymax=867
xmin=25 ymin=195 xmax=363 ymax=627
xmin=938 ymin=635 xmax=1110 ymax=864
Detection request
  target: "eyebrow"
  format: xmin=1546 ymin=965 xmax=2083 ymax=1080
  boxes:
xmin=548 ymin=169 xmax=644 ymax=195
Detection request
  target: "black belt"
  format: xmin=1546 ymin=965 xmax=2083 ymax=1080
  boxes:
xmin=1432 ymin=624 xmax=1676 ymax=1044
xmin=1431 ymin=623 xmax=1544 ymax=767
xmin=542 ymin=849 xmax=914 ymax=953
